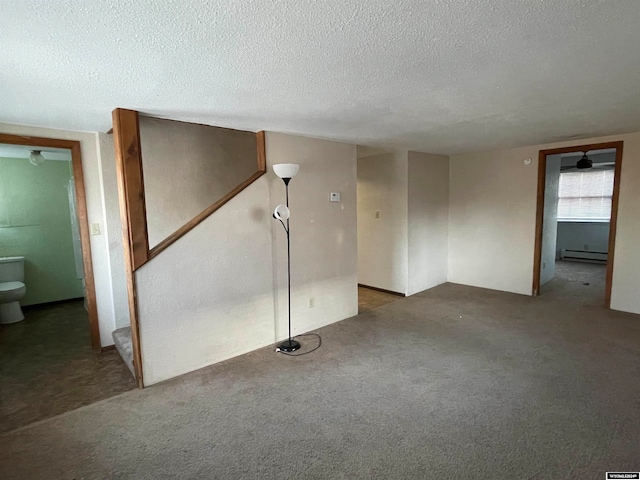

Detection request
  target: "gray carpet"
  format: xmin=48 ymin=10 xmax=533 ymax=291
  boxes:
xmin=1 ymin=276 xmax=639 ymax=479
xmin=112 ymin=326 xmax=135 ymax=377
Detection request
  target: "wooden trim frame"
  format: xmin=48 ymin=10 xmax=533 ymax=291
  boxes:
xmin=112 ymin=109 xmax=146 ymax=387
xmin=0 ymin=133 xmax=101 ymax=350
xmin=532 ymin=141 xmax=624 ymax=307
xmin=111 ymin=109 xmax=267 ymax=388
xmin=112 ymin=110 xmax=149 ymax=270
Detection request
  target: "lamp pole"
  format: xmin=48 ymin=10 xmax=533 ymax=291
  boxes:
xmin=272 ymin=163 xmax=301 ymax=353
xmin=282 ymin=178 xmax=299 ymax=351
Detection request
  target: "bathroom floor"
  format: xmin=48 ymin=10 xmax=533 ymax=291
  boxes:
xmin=0 ymin=300 xmax=135 ymax=433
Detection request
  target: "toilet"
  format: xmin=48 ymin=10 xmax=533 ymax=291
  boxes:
xmin=0 ymin=256 xmax=26 ymax=324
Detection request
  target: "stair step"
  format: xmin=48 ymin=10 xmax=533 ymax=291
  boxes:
xmin=112 ymin=327 xmax=135 ymax=378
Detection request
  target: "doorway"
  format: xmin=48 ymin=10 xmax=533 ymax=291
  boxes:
xmin=0 ymin=133 xmax=100 ymax=346
xmin=0 ymin=133 xmax=135 ymax=433
xmin=355 ymin=145 xmax=406 ymax=313
xmin=532 ymin=141 xmax=623 ymax=307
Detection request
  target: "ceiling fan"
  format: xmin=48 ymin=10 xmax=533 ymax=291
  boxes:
xmin=560 ymin=151 xmax=615 ymax=172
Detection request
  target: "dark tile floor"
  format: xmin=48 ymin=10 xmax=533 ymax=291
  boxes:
xmin=0 ymin=300 xmax=135 ymax=433
xmin=358 ymin=286 xmax=402 ymax=313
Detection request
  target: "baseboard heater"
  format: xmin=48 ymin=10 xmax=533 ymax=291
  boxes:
xmin=560 ymin=249 xmax=607 ymax=264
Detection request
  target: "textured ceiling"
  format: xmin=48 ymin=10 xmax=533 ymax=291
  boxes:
xmin=1 ymin=1 xmax=640 ymax=155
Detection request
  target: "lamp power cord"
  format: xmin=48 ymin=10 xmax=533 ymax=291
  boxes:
xmin=276 ymin=333 xmax=322 ymax=356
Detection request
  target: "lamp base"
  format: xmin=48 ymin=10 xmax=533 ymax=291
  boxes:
xmin=277 ymin=339 xmax=301 ymax=352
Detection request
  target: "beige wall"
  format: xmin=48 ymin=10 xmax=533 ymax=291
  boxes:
xmin=97 ymin=133 xmax=130 ymax=329
xmin=449 ymin=132 xmax=640 ymax=315
xmin=138 ymin=116 xmax=258 ymax=248
xmin=357 ymin=151 xmax=408 ymax=294
xmin=407 ymin=151 xmax=449 ymax=295
xmin=448 ymin=145 xmax=537 ymax=295
xmin=609 ymin=133 xmax=640 ymax=314
xmin=0 ymin=122 xmax=117 ymax=346
xmin=269 ymin=133 xmax=358 ymax=341
xmin=136 ymin=132 xmax=358 ymax=385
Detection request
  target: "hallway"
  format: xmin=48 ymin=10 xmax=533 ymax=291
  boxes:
xmin=358 ymin=286 xmax=402 ymax=313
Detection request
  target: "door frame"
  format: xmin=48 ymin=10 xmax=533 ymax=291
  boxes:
xmin=532 ymin=140 xmax=624 ymax=307
xmin=0 ymin=133 xmax=101 ymax=350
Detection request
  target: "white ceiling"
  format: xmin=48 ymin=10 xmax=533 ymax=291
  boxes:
xmin=1 ymin=1 xmax=640 ymax=155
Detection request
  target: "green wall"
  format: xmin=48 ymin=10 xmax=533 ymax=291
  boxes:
xmin=0 ymin=156 xmax=84 ymax=305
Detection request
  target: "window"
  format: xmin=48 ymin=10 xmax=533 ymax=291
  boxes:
xmin=557 ymin=170 xmax=614 ymax=221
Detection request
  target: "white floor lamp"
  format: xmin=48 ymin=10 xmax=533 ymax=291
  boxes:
xmin=272 ymin=163 xmax=301 ymax=352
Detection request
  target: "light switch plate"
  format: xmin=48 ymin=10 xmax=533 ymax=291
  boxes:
xmin=330 ymin=192 xmax=340 ymax=202
xmin=90 ymin=223 xmax=101 ymax=235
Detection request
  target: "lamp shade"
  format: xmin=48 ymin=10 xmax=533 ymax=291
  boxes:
xmin=273 ymin=163 xmax=299 ymax=179
xmin=273 ymin=204 xmax=290 ymax=221
xmin=29 ymin=150 xmax=45 ymax=166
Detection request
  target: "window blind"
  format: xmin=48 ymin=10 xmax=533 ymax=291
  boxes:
xmin=557 ymin=170 xmax=614 ymax=221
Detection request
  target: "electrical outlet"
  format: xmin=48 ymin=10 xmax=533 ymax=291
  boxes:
xmin=375 ymin=211 xmax=380 ymax=218
xmin=308 ymin=298 xmax=314 ymax=308
xmin=330 ymin=192 xmax=340 ymax=202
xmin=90 ymin=223 xmax=101 ymax=235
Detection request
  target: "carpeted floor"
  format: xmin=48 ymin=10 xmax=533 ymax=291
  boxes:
xmin=1 ymin=273 xmax=639 ymax=479
xmin=0 ymin=300 xmax=136 ymax=433
xmin=541 ymin=260 xmax=607 ymax=306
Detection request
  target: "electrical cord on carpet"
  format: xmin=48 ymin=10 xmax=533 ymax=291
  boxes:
xmin=276 ymin=333 xmax=322 ymax=356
